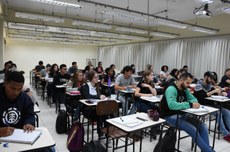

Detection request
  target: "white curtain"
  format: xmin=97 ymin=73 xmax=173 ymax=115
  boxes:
xmin=97 ymin=35 xmax=230 ymax=80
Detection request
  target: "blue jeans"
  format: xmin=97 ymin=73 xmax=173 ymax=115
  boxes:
xmin=215 ymin=108 xmax=230 ymax=136
xmin=128 ymin=99 xmax=155 ymax=115
xmin=165 ymin=114 xmax=215 ymax=152
xmin=118 ymin=95 xmax=132 ymax=116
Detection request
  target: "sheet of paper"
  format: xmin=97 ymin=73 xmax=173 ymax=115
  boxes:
xmin=112 ymin=117 xmax=143 ymax=128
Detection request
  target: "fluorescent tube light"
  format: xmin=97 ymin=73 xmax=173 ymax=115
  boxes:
xmin=101 ymin=11 xmax=147 ymax=22
xmin=8 ymin=22 xmax=49 ymax=31
xmin=157 ymin=19 xmax=188 ymax=29
xmin=150 ymin=32 xmax=178 ymax=38
xmin=193 ymin=0 xmax=213 ymax=4
xmin=116 ymin=27 xmax=148 ymax=34
xmin=58 ymin=28 xmax=91 ymax=36
xmin=0 ymin=3 xmax=2 ymax=14
xmin=29 ymin=0 xmax=82 ymax=9
xmin=15 ymin=12 xmax=64 ymax=23
xmin=72 ymin=20 xmax=112 ymax=29
xmin=188 ymin=26 xmax=218 ymax=34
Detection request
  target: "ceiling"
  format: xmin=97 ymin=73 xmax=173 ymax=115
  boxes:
xmin=1 ymin=0 xmax=230 ymax=45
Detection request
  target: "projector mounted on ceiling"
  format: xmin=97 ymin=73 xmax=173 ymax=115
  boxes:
xmin=194 ymin=4 xmax=213 ymax=17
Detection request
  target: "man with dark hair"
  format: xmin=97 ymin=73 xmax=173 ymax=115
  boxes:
xmin=34 ymin=61 xmax=45 ymax=74
xmin=68 ymin=61 xmax=78 ymax=76
xmin=182 ymin=65 xmax=188 ymax=72
xmin=53 ymin=64 xmax=70 ymax=104
xmin=161 ymin=72 xmax=214 ymax=152
xmin=194 ymin=71 xmax=230 ymax=142
xmin=115 ymin=65 xmax=136 ymax=115
xmin=0 ymin=71 xmax=35 ymax=136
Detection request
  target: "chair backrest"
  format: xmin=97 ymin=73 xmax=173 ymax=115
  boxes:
xmin=96 ymin=100 xmax=118 ymax=116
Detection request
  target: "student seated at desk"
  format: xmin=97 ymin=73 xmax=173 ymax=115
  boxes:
xmin=129 ymin=70 xmax=157 ymax=114
xmin=53 ymin=64 xmax=70 ymax=104
xmin=160 ymin=73 xmax=215 ymax=152
xmin=81 ymin=71 xmax=106 ymax=138
xmin=66 ymin=70 xmax=85 ymax=92
xmin=194 ymin=71 xmax=230 ymax=142
xmin=220 ymin=68 xmax=230 ymax=88
xmin=115 ymin=65 xmax=136 ymax=116
xmin=0 ymin=71 xmax=55 ymax=152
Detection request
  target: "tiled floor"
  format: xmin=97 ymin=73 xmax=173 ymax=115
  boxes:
xmin=30 ymin=81 xmax=230 ymax=152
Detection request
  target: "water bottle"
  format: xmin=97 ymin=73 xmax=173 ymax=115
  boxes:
xmin=108 ymin=77 xmax=111 ymax=86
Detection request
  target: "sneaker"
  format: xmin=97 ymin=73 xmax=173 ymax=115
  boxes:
xmin=223 ymin=135 xmax=230 ymax=143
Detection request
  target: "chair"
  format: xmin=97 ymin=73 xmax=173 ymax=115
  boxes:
xmin=96 ymin=100 xmax=135 ymax=152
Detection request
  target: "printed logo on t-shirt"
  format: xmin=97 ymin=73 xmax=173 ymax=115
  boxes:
xmin=2 ymin=107 xmax=21 ymax=125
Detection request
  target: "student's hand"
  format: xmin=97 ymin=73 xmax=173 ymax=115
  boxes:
xmin=23 ymin=124 xmax=35 ymax=132
xmin=0 ymin=127 xmax=15 ymax=137
xmin=192 ymin=103 xmax=200 ymax=109
xmin=215 ymin=88 xmax=221 ymax=94
xmin=100 ymin=95 xmax=106 ymax=100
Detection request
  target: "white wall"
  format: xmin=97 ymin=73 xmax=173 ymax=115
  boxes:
xmin=4 ymin=39 xmax=98 ymax=78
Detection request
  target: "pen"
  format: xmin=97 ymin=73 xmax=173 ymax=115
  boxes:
xmin=120 ymin=117 xmax=124 ymax=122
xmin=136 ymin=117 xmax=148 ymax=121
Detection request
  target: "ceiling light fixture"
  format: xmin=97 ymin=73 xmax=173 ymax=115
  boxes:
xmin=188 ymin=26 xmax=218 ymax=34
xmin=116 ymin=27 xmax=148 ymax=34
xmin=150 ymin=32 xmax=178 ymax=38
xmin=15 ymin=12 xmax=64 ymax=23
xmin=156 ymin=19 xmax=188 ymax=29
xmin=72 ymin=20 xmax=112 ymax=29
xmin=8 ymin=22 xmax=49 ymax=31
xmin=58 ymin=28 xmax=91 ymax=36
xmin=193 ymin=0 xmax=213 ymax=4
xmin=29 ymin=0 xmax=83 ymax=9
xmin=101 ymin=11 xmax=147 ymax=22
xmin=216 ymin=3 xmax=230 ymax=14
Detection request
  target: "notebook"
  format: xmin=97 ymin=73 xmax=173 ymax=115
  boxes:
xmin=112 ymin=117 xmax=143 ymax=128
xmin=185 ymin=106 xmax=209 ymax=113
xmin=211 ymin=95 xmax=228 ymax=100
xmin=0 ymin=129 xmax=42 ymax=145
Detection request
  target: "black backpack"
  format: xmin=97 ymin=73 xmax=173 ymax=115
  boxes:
xmin=153 ymin=127 xmax=177 ymax=152
xmin=83 ymin=140 xmax=106 ymax=152
xmin=56 ymin=110 xmax=68 ymax=134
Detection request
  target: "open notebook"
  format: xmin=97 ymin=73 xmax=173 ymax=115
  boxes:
xmin=0 ymin=129 xmax=42 ymax=145
xmin=185 ymin=106 xmax=209 ymax=113
xmin=211 ymin=95 xmax=228 ymax=100
xmin=112 ymin=117 xmax=143 ymax=128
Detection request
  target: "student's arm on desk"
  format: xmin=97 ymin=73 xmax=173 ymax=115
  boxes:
xmin=0 ymin=127 xmax=15 ymax=137
xmin=166 ymin=87 xmax=194 ymax=110
xmin=114 ymin=83 xmax=127 ymax=90
xmin=23 ymin=95 xmax=36 ymax=132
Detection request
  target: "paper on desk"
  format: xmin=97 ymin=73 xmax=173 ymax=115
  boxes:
xmin=0 ymin=129 xmax=42 ymax=144
xmin=186 ymin=106 xmax=209 ymax=113
xmin=141 ymin=96 xmax=159 ymax=100
xmin=112 ymin=117 xmax=143 ymax=128
xmin=211 ymin=95 xmax=228 ymax=100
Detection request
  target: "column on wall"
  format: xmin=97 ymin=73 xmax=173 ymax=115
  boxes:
xmin=0 ymin=17 xmax=4 ymax=70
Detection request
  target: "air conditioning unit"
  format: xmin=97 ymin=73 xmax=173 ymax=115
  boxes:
xmin=216 ymin=3 xmax=230 ymax=14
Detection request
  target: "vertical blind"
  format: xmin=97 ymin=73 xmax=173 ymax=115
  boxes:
xmin=98 ymin=35 xmax=230 ymax=80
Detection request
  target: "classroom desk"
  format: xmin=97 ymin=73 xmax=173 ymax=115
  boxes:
xmin=205 ymin=96 xmax=230 ymax=139
xmin=34 ymin=104 xmax=40 ymax=127
xmin=118 ymin=89 xmax=135 ymax=115
xmin=80 ymin=99 xmax=120 ymax=142
xmin=55 ymin=84 xmax=67 ymax=113
xmin=106 ymin=112 xmax=165 ymax=152
xmin=0 ymin=127 xmax=55 ymax=152
xmin=180 ymin=106 xmax=219 ymax=152
xmin=140 ymin=95 xmax=162 ymax=103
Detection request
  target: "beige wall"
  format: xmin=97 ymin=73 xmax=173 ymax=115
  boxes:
xmin=4 ymin=39 xmax=98 ymax=78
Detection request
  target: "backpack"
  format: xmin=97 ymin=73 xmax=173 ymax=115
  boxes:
xmin=67 ymin=122 xmax=84 ymax=152
xmin=153 ymin=127 xmax=177 ymax=152
xmin=83 ymin=140 xmax=106 ymax=152
xmin=56 ymin=110 xmax=67 ymax=134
